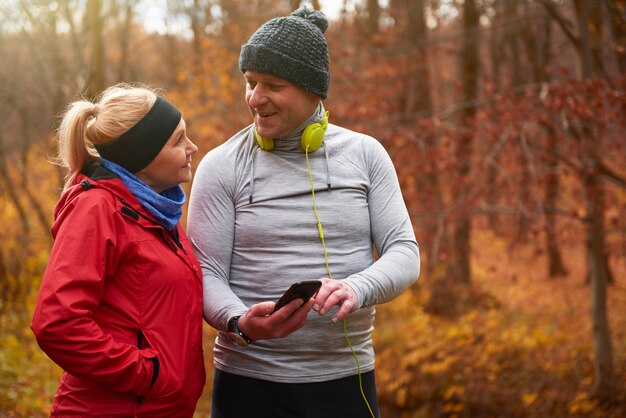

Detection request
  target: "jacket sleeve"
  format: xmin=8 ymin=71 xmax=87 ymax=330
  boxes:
xmin=342 ymin=137 xmax=421 ymax=307
xmin=30 ymin=191 xmax=156 ymax=397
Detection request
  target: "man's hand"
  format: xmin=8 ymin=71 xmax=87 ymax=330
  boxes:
xmin=312 ymin=278 xmax=359 ymax=323
xmin=237 ymin=297 xmax=315 ymax=341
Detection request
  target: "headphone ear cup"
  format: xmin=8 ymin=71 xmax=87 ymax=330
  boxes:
xmin=300 ymin=122 xmax=325 ymax=152
xmin=256 ymin=111 xmax=329 ymax=152
xmin=255 ymin=130 xmax=274 ymax=151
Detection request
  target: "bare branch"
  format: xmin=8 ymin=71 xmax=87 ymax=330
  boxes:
xmin=537 ymin=0 xmax=580 ymax=47
xmin=599 ymin=163 xmax=626 ymax=190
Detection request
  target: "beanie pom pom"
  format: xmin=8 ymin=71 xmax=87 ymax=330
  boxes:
xmin=291 ymin=6 xmax=329 ymax=34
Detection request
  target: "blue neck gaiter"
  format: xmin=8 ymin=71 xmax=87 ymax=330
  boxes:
xmin=99 ymin=158 xmax=185 ymax=231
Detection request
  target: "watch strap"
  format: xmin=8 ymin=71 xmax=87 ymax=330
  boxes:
xmin=227 ymin=315 xmax=253 ymax=345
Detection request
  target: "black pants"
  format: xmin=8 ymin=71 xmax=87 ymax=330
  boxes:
xmin=211 ymin=369 xmax=380 ymax=418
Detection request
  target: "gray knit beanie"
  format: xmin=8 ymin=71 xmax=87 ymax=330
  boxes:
xmin=239 ymin=6 xmax=330 ymax=99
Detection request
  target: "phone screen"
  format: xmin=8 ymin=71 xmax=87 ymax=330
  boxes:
xmin=273 ymin=280 xmax=322 ymax=313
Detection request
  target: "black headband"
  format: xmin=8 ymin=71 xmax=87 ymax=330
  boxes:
xmin=94 ymin=96 xmax=182 ymax=172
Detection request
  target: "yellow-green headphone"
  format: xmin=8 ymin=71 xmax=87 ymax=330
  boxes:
xmin=255 ymin=111 xmax=329 ymax=152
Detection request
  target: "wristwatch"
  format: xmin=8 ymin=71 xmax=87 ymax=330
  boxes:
xmin=226 ymin=315 xmax=253 ymax=347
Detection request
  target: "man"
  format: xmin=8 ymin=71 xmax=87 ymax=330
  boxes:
xmin=188 ymin=6 xmax=420 ymax=418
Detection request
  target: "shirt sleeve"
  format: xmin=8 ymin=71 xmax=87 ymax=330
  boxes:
xmin=342 ymin=137 xmax=421 ymax=307
xmin=187 ymin=149 xmax=248 ymax=331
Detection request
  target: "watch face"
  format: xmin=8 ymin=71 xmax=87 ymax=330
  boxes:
xmin=227 ymin=332 xmax=248 ymax=347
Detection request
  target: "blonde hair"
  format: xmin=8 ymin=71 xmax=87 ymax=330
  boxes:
xmin=55 ymin=83 xmax=158 ymax=188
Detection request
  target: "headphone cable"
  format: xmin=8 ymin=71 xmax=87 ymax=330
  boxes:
xmin=305 ymin=147 xmax=376 ymax=418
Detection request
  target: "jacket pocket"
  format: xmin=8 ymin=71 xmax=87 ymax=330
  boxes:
xmin=140 ymin=328 xmax=184 ymax=399
xmin=150 ymin=356 xmax=160 ymax=389
xmin=137 ymin=329 xmax=160 ymax=403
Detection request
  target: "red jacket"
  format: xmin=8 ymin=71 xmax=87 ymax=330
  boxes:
xmin=31 ymin=163 xmax=205 ymax=417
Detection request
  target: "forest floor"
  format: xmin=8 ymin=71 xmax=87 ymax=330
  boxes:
xmin=1 ymin=229 xmax=624 ymax=417
xmin=373 ymin=229 xmax=626 ymax=418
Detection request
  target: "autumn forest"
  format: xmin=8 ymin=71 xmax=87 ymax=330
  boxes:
xmin=0 ymin=0 xmax=625 ymax=417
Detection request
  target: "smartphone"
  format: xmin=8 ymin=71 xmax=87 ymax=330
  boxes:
xmin=273 ymin=280 xmax=322 ymax=313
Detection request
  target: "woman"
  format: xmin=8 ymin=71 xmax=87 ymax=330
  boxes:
xmin=31 ymin=83 xmax=205 ymax=417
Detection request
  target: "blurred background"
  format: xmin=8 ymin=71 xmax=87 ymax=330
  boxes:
xmin=0 ymin=0 xmax=624 ymax=417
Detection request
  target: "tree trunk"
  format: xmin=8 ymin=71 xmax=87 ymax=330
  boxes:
xmin=503 ymin=0 xmax=532 ymax=241
xmin=604 ymin=0 xmax=626 ymax=73
xmin=574 ymin=0 xmax=593 ymax=79
xmin=516 ymin=137 xmax=531 ymax=243
xmin=18 ymin=147 xmax=52 ymax=244
xmin=366 ymin=0 xmax=380 ymax=35
xmin=487 ymin=0 xmax=505 ymax=234
xmin=0 ymin=143 xmax=31 ymax=237
xmin=574 ymin=0 xmax=616 ymax=402
xmin=505 ymin=0 xmax=524 ymax=86
xmin=520 ymin=0 xmax=544 ymax=84
xmin=454 ymin=0 xmax=480 ymax=283
xmin=542 ymin=124 xmax=569 ymax=277
xmin=49 ymin=7 xmax=72 ymax=190
xmin=86 ymin=0 xmax=105 ymax=97
xmin=526 ymin=5 xmax=569 ymax=277
xmin=402 ymin=0 xmax=441 ymax=272
xmin=116 ymin=1 xmax=133 ymax=82
xmin=584 ymin=128 xmax=615 ymax=401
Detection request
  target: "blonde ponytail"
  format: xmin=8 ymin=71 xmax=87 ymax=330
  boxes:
xmin=56 ymin=101 xmax=99 ymax=187
xmin=55 ymin=83 xmax=157 ymax=188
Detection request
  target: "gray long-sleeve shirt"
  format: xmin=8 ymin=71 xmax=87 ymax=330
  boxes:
xmin=187 ymin=118 xmax=420 ymax=383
